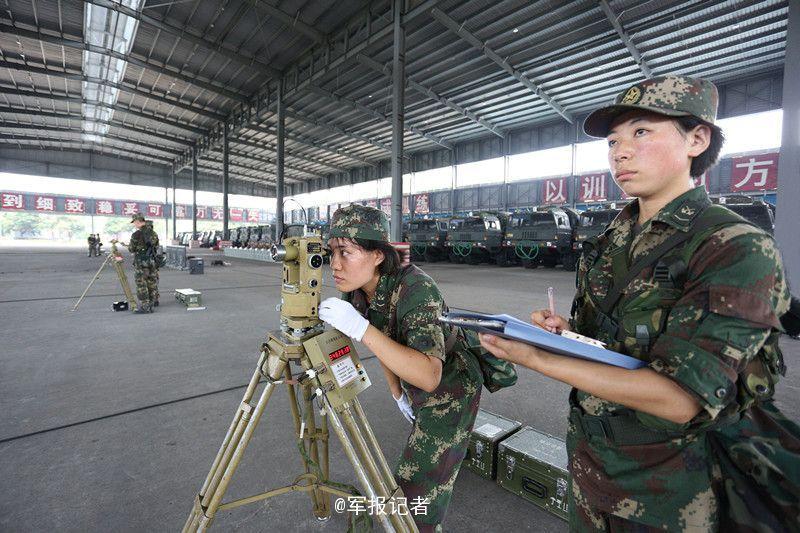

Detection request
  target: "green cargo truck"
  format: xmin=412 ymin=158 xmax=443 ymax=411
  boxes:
xmin=500 ymin=208 xmax=579 ymax=270
xmin=572 ymin=208 xmax=621 ymax=264
xmin=445 ymin=212 xmax=506 ymax=265
xmin=715 ymin=196 xmax=775 ymax=234
xmin=407 ymin=218 xmax=449 ymax=262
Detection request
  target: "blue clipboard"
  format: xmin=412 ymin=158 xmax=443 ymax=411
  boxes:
xmin=439 ymin=311 xmax=646 ymax=370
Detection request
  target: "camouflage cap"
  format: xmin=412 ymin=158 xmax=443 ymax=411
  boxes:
xmin=130 ymin=213 xmax=146 ymax=223
xmin=583 ymin=75 xmax=718 ymax=138
xmin=330 ymin=204 xmax=389 ymax=242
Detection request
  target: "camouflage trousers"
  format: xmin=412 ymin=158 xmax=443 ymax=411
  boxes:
xmin=134 ymin=265 xmax=158 ymax=306
xmin=397 ymin=349 xmax=483 ymax=532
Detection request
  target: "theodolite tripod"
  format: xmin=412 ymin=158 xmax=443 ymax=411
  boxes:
xmin=183 ymin=232 xmax=418 ymax=533
xmin=71 ymin=240 xmax=138 ymax=312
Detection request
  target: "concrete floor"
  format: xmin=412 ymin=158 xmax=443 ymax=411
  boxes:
xmin=1 ymin=246 xmax=798 ymax=532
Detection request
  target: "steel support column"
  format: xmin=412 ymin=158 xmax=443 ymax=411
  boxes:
xmin=171 ymin=168 xmax=177 ymax=240
xmin=276 ymin=79 xmax=286 ymax=240
xmin=223 ymin=124 xmax=230 ymax=236
xmin=776 ymin=0 xmax=800 ymax=290
xmin=192 ymin=149 xmax=198 ymax=238
xmin=390 ymin=0 xmax=405 ymax=242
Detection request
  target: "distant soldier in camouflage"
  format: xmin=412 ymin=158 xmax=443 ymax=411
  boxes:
xmin=318 ymin=204 xmax=484 ymax=532
xmin=144 ymin=221 xmax=160 ymax=307
xmin=87 ymin=233 xmax=96 ymax=257
xmin=479 ymin=75 xmax=800 ymax=531
xmin=128 ymin=213 xmax=160 ymax=313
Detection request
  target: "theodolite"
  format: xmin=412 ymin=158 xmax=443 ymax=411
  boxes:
xmin=183 ymin=229 xmax=418 ymax=532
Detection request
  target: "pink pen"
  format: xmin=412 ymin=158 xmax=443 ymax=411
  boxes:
xmin=547 ymin=287 xmax=556 ymax=332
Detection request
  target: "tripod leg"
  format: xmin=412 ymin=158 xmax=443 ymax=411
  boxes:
xmin=325 ymin=403 xmax=397 ymax=533
xmin=72 ymin=254 xmax=113 ymax=311
xmin=340 ymin=404 xmax=417 ymax=532
xmin=183 ymin=355 xmax=288 ymax=533
xmin=112 ymin=259 xmax=138 ymax=311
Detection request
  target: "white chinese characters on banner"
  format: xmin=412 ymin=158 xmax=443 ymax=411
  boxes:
xmin=122 ymin=202 xmax=139 ymax=216
xmin=147 ymin=204 xmax=163 ymax=217
xmin=1 ymin=192 xmax=24 ymax=210
xmin=64 ymin=198 xmax=85 ymax=213
xmin=175 ymin=205 xmax=187 ymax=218
xmin=247 ymin=210 xmax=260 ymax=222
xmin=731 ymin=153 xmax=778 ymax=192
xmin=414 ymin=194 xmax=429 ymax=214
xmin=542 ymin=177 xmax=567 ymax=204
xmin=380 ymin=198 xmax=391 ymax=216
xmin=578 ymin=174 xmax=607 ymax=202
xmin=196 ymin=206 xmax=207 ymax=219
xmin=35 ymin=196 xmax=55 ymax=211
xmin=96 ymin=200 xmax=114 ymax=215
xmin=230 ymin=208 xmax=244 ymax=222
xmin=211 ymin=207 xmax=224 ymax=221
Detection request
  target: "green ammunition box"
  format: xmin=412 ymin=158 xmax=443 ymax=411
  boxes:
xmin=464 ymin=409 xmax=522 ymax=479
xmin=175 ymin=288 xmax=205 ymax=310
xmin=497 ymin=426 xmax=570 ymax=521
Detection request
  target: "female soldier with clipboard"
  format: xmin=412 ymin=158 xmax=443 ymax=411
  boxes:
xmin=479 ymin=76 xmax=800 ymax=531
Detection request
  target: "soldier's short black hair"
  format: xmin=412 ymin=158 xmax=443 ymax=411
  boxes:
xmin=354 ymin=238 xmax=401 ymax=276
xmin=674 ymin=116 xmax=725 ymax=178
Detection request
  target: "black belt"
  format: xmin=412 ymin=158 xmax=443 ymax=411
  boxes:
xmin=569 ymin=404 xmax=686 ymax=446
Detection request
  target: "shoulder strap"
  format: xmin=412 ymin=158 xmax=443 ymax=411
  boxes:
xmin=597 ymin=206 xmax=752 ymax=315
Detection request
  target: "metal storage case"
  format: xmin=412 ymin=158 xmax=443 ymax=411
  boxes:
xmin=464 ymin=409 xmax=522 ymax=479
xmin=497 ymin=426 xmax=570 ymax=521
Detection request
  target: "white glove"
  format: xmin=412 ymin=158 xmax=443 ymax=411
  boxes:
xmin=393 ymin=392 xmax=415 ymax=423
xmin=319 ymin=297 xmax=370 ymax=342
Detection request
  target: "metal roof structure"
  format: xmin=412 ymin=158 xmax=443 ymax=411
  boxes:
xmin=0 ymin=0 xmax=790 ymax=195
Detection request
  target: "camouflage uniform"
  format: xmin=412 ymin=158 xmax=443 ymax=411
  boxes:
xmin=567 ymin=76 xmax=800 ymax=531
xmin=87 ymin=234 xmax=96 ymax=257
xmin=128 ymin=215 xmax=160 ymax=310
xmin=145 ymin=221 xmax=160 ymax=305
xmin=332 ymin=205 xmax=484 ymax=532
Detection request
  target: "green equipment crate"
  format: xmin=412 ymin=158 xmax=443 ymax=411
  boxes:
xmin=464 ymin=409 xmax=522 ymax=479
xmin=497 ymin=426 xmax=570 ymax=521
xmin=175 ymin=288 xmax=205 ymax=310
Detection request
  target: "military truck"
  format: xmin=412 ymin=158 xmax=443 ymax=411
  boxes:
xmin=500 ymin=207 xmax=579 ymax=270
xmin=444 ymin=212 xmax=506 ymax=265
xmin=571 ymin=208 xmax=622 ymax=267
xmin=407 ymin=218 xmax=449 ymax=262
xmin=715 ymin=196 xmax=775 ymax=234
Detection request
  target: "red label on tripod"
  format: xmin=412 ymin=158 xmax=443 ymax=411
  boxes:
xmin=328 ymin=345 xmax=351 ymax=361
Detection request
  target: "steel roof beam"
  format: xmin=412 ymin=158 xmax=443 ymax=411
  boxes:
xmin=172 ymin=0 xmax=440 ymax=171
xmin=0 ymin=21 xmax=248 ymax=104
xmin=0 ymin=133 xmax=175 ymax=163
xmin=230 ymin=137 xmax=342 ymax=174
xmin=430 ymin=7 xmax=572 ymax=124
xmin=83 ymin=0 xmax=281 ymax=79
xmin=0 ymin=143 xmax=174 ymax=170
xmin=309 ymin=86 xmax=453 ymax=149
xmin=285 ymin=108 xmax=393 ymax=153
xmin=0 ymin=106 xmax=194 ymax=147
xmin=0 ymin=87 xmax=208 ymax=136
xmin=598 ymin=0 xmax=653 ymax=78
xmin=0 ymin=122 xmax=183 ymax=155
xmin=246 ymin=0 xmax=326 ymax=43
xmin=244 ymin=124 xmax=376 ymax=168
xmin=0 ymin=60 xmax=227 ymax=121
xmin=357 ymin=53 xmax=506 ymax=139
xmin=212 ymin=145 xmax=321 ymax=180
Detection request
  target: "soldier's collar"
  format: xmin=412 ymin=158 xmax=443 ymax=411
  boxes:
xmin=368 ymin=274 xmax=393 ymax=315
xmin=603 ymin=199 xmax=638 ymax=237
xmin=651 ymin=186 xmax=711 ymax=232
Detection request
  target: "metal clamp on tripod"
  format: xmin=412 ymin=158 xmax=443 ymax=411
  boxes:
xmin=183 ymin=231 xmax=418 ymax=532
